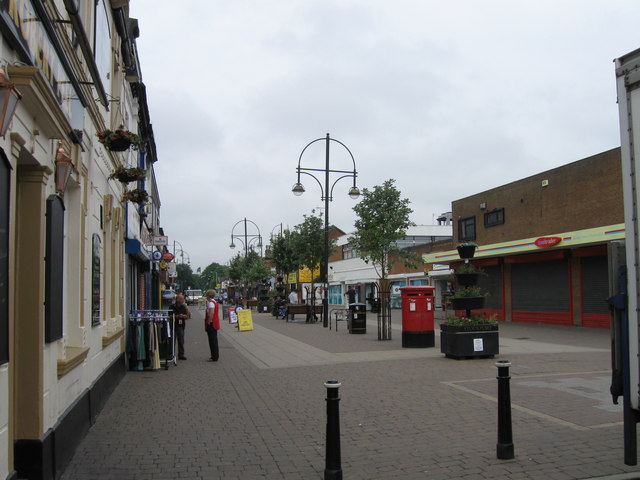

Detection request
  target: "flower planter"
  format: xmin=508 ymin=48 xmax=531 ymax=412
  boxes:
xmin=455 ymin=273 xmax=479 ymax=286
xmin=97 ymin=126 xmax=141 ymax=152
xmin=440 ymin=323 xmax=499 ymax=359
xmin=457 ymin=245 xmax=476 ymax=259
xmin=451 ymin=296 xmax=485 ymax=311
xmin=122 ymin=189 xmax=149 ymax=204
xmin=107 ymin=137 xmax=133 ymax=151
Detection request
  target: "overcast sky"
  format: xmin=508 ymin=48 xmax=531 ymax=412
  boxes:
xmin=128 ymin=0 xmax=640 ymax=271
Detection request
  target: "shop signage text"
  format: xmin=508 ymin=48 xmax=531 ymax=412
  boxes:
xmin=534 ymin=236 xmax=562 ymax=248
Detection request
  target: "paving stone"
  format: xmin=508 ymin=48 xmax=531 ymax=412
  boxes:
xmin=58 ymin=309 xmax=640 ymax=480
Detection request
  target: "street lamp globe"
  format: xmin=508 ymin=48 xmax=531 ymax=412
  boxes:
xmin=229 ymin=242 xmax=236 ymax=249
xmin=292 ymin=182 xmax=305 ymax=196
xmin=348 ymin=186 xmax=361 ymax=199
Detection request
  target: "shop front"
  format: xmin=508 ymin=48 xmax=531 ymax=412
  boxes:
xmin=424 ymin=226 xmax=623 ymax=328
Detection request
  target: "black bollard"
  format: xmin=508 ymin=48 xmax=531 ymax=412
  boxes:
xmin=324 ymin=380 xmax=343 ymax=480
xmin=496 ymin=360 xmax=515 ymax=460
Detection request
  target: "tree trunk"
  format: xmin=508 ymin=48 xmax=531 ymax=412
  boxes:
xmin=377 ymin=278 xmax=392 ymax=340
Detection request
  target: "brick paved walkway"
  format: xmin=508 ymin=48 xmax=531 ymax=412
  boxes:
xmin=59 ymin=308 xmax=640 ymax=480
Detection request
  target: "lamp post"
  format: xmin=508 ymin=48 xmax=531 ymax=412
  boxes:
xmin=230 ymin=218 xmax=263 ymax=257
xmin=173 ymin=240 xmax=190 ymax=264
xmin=293 ymin=133 xmax=360 ymax=328
xmin=271 ymin=223 xmax=284 ymax=238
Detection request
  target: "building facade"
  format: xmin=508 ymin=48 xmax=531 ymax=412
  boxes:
xmin=329 ymin=224 xmax=453 ymax=309
xmin=424 ymin=148 xmax=623 ymax=328
xmin=0 ymin=2 xmax=162 ymax=479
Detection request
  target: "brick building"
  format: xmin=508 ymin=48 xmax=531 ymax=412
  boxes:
xmin=424 ymin=148 xmax=623 ymax=328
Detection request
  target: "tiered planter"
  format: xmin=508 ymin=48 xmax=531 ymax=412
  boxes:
xmin=441 ymin=243 xmax=499 ymax=359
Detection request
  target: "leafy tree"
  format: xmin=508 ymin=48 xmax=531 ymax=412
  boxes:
xmin=269 ymin=228 xmax=300 ymax=278
xmin=348 ymin=179 xmax=418 ymax=340
xmin=228 ymin=251 xmax=269 ymax=298
xmin=175 ymin=263 xmax=195 ymax=293
xmin=199 ymin=262 xmax=229 ymax=291
xmin=293 ymin=213 xmax=331 ymax=278
xmin=292 ymin=213 xmax=335 ymax=318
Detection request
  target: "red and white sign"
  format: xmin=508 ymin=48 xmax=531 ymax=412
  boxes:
xmin=534 ymin=236 xmax=562 ymax=248
xmin=162 ymin=252 xmax=175 ymax=261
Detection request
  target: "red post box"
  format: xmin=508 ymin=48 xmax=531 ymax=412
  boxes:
xmin=400 ymin=286 xmax=435 ymax=348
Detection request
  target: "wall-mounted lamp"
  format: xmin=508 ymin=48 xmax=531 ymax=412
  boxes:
xmin=55 ymin=141 xmax=73 ymax=195
xmin=0 ymin=69 xmax=21 ymax=137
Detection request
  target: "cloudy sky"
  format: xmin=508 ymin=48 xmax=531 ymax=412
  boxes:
xmin=129 ymin=0 xmax=640 ymax=271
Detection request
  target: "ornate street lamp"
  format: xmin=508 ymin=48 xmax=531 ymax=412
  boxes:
xmin=230 ymin=218 xmax=263 ymax=257
xmin=293 ymin=133 xmax=360 ymax=327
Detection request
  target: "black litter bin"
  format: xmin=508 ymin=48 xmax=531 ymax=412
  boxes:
xmin=348 ymin=303 xmax=366 ymax=334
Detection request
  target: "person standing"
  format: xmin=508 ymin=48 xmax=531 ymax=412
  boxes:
xmin=288 ymin=289 xmax=298 ymax=322
xmin=345 ymin=286 xmax=357 ymax=305
xmin=170 ymin=293 xmax=190 ymax=360
xmin=204 ymin=289 xmax=220 ymax=361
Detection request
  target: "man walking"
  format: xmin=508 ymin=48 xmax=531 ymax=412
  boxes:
xmin=170 ymin=293 xmax=190 ymax=360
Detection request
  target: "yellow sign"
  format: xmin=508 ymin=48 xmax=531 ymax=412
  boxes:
xmin=287 ymin=272 xmax=297 ymax=284
xmin=298 ymin=265 xmax=320 ymax=283
xmin=237 ymin=309 xmax=254 ymax=331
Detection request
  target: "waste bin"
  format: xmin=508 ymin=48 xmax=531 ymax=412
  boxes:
xmin=400 ymin=286 xmax=435 ymax=347
xmin=348 ymin=303 xmax=366 ymax=334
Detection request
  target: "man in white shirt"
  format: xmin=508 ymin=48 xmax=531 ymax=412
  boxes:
xmin=288 ymin=290 xmax=298 ymax=322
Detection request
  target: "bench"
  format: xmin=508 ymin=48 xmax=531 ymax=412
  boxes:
xmin=245 ymin=299 xmax=258 ymax=310
xmin=286 ymin=304 xmax=323 ymax=323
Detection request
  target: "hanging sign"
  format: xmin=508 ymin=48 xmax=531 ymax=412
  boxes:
xmin=162 ymin=252 xmax=175 ymax=261
xmin=534 ymin=236 xmax=562 ymax=248
xmin=152 ymin=251 xmax=162 ymax=261
xmin=237 ymin=309 xmax=254 ymax=331
xmin=152 ymin=235 xmax=168 ymax=246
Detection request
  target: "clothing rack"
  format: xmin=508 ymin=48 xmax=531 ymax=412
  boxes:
xmin=127 ymin=309 xmax=176 ymax=370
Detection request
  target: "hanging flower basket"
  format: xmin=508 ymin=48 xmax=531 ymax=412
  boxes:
xmin=456 ymin=242 xmax=477 ymax=259
xmin=96 ymin=125 xmax=141 ymax=152
xmin=122 ymin=188 xmax=149 ymax=204
xmin=109 ymin=166 xmax=147 ymax=183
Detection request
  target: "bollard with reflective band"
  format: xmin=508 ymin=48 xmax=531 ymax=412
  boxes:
xmin=496 ymin=360 xmax=515 ymax=460
xmin=324 ymin=380 xmax=342 ymax=480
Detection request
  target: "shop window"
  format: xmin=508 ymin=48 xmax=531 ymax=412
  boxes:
xmin=458 ymin=216 xmax=476 ymax=241
xmin=45 ymin=195 xmax=65 ymax=343
xmin=328 ymin=285 xmax=342 ymax=305
xmin=91 ymin=233 xmax=101 ymax=326
xmin=484 ymin=208 xmax=505 ymax=227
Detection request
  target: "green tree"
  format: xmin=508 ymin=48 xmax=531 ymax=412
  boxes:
xmin=292 ymin=213 xmax=335 ymax=320
xmin=293 ymin=213 xmax=328 ymax=280
xmin=348 ymin=179 xmax=417 ymax=340
xmin=228 ymin=251 xmax=269 ymax=298
xmin=175 ymin=263 xmax=195 ymax=293
xmin=269 ymin=228 xmax=300 ymax=278
xmin=200 ymin=262 xmax=229 ymax=291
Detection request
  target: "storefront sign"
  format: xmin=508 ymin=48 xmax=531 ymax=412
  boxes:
xmin=534 ymin=236 xmax=562 ymax=248
xmin=162 ymin=252 xmax=175 ymax=261
xmin=152 ymin=235 xmax=168 ymax=246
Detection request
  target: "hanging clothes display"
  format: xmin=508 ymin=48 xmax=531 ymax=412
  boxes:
xmin=126 ymin=310 xmax=175 ymax=370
